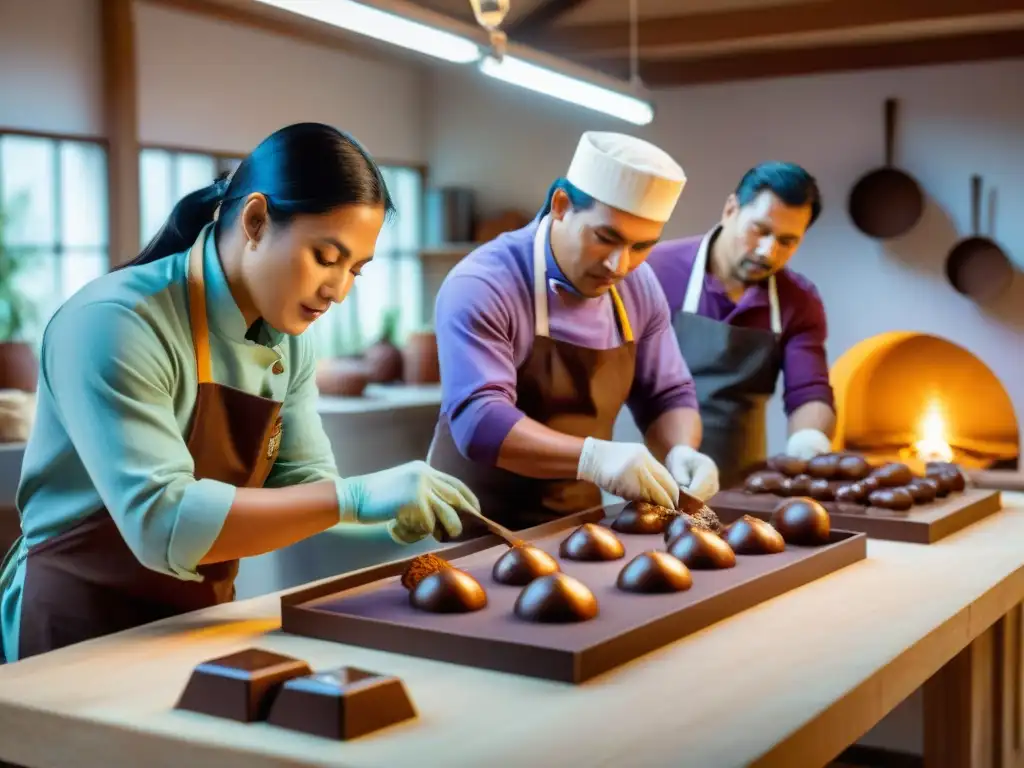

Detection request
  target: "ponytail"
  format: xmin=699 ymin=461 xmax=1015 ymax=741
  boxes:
xmin=118 ymin=123 xmax=393 ymax=271
xmin=118 ymin=177 xmax=228 ymax=270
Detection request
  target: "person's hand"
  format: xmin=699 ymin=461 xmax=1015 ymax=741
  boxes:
xmin=335 ymin=461 xmax=482 ymax=544
xmin=785 ymin=428 xmax=832 ymax=460
xmin=576 ymin=437 xmax=679 ymax=510
xmin=665 ymin=445 xmax=720 ymax=501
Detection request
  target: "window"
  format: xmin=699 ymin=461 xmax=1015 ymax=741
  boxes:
xmin=0 ymin=131 xmax=109 ymax=348
xmin=139 ymin=148 xmax=426 ymax=360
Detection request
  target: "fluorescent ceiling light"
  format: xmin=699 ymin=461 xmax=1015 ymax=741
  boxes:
xmin=480 ymin=55 xmax=654 ymax=126
xmin=253 ymin=0 xmax=481 ymax=64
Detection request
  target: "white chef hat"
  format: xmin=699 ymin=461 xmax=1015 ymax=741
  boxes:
xmin=565 ymin=131 xmax=686 ymax=223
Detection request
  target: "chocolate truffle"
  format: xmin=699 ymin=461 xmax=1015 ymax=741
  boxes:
xmin=779 ymin=474 xmax=812 ymax=497
xmin=513 ymin=573 xmax=599 ymax=623
xmin=835 ymin=454 xmax=872 ymax=481
xmin=663 ymin=507 xmax=723 ymax=544
xmin=860 ymin=475 xmax=882 ymax=493
xmin=724 ymin=515 xmax=786 ymax=554
xmin=611 ymin=501 xmax=677 ymax=535
xmin=942 ymin=468 xmax=966 ymax=492
xmin=871 ymin=462 xmax=914 ymax=488
xmin=745 ymin=471 xmax=786 ymax=494
xmin=667 ymin=529 xmax=736 ymax=570
xmin=403 ymin=555 xmax=488 ymax=614
xmin=868 ymin=487 xmax=914 ymax=511
xmin=834 ymin=483 xmax=869 ymax=504
xmin=770 ymin=498 xmax=831 ymax=546
xmin=492 ymin=544 xmax=560 ymax=586
xmin=767 ymin=454 xmax=809 ymax=477
xmin=906 ymin=477 xmax=939 ymax=504
xmin=559 ymin=523 xmax=625 ymax=561
xmin=806 ymin=478 xmax=835 ymax=501
xmin=616 ymin=551 xmax=693 ymax=594
xmin=806 ymin=453 xmax=841 ymax=479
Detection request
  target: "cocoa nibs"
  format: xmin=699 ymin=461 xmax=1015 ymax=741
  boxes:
xmin=692 ymin=508 xmax=723 ymax=533
xmin=401 ymin=553 xmax=449 ymax=590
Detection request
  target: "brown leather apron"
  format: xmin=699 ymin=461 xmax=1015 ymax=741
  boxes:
xmin=673 ymin=228 xmax=783 ymax=489
xmin=14 ymin=228 xmax=284 ymax=660
xmin=427 ymin=215 xmax=636 ymax=533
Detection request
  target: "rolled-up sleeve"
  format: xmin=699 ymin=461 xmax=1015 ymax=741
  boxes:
xmin=781 ymin=286 xmax=835 ymax=414
xmin=435 ymin=273 xmax=525 ymax=465
xmin=42 ymin=301 xmax=235 ymax=581
xmin=264 ymin=336 xmax=339 ymax=488
xmin=627 ymin=274 xmax=699 ymax=433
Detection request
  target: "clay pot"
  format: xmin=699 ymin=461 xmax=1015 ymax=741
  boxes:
xmin=0 ymin=342 xmax=38 ymax=392
xmin=403 ymin=332 xmax=439 ymax=384
xmin=315 ymin=357 xmax=371 ymax=397
xmin=364 ymin=340 xmax=403 ymax=384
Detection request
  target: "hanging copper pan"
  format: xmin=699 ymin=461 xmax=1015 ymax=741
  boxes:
xmin=848 ymin=98 xmax=924 ymax=239
xmin=945 ymin=175 xmax=1014 ymax=303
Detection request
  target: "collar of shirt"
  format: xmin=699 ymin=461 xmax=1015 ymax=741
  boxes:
xmin=544 ymin=219 xmax=585 ymax=298
xmin=202 ymin=226 xmax=285 ymax=348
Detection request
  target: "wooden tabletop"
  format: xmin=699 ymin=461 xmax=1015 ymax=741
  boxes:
xmin=2 ymin=493 xmax=1023 ymax=768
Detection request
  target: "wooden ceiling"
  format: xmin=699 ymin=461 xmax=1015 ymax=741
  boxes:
xmin=413 ymin=0 xmax=1024 ymax=86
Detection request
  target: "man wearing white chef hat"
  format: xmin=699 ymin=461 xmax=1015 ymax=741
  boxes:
xmin=422 ymin=131 xmax=718 ymax=537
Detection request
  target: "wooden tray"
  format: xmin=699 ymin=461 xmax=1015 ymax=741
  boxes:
xmin=280 ymin=504 xmax=867 ymax=684
xmin=709 ymin=487 xmax=1002 ymax=544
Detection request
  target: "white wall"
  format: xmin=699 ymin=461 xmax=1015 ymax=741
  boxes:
xmin=0 ymin=0 xmax=104 ymax=136
xmin=133 ymin=2 xmax=427 ymax=163
xmin=0 ymin=0 xmax=428 ymax=164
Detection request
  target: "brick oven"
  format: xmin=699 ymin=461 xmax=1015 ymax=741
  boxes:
xmin=830 ymin=330 xmax=1019 ymax=484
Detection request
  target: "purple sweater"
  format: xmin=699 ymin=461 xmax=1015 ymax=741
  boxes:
xmin=435 ymin=219 xmax=699 ymax=465
xmin=645 ymin=231 xmax=835 ymax=416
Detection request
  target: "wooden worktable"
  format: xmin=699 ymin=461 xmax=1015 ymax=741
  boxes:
xmin=1 ymin=494 xmax=1023 ymax=768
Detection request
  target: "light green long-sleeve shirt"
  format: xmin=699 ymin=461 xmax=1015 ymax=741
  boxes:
xmin=1 ymin=226 xmax=340 ymax=661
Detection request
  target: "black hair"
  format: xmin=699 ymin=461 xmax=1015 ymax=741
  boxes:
xmin=538 ymin=177 xmax=595 ymax=218
xmin=121 ymin=122 xmax=395 ymax=269
xmin=734 ymin=161 xmax=822 ymax=227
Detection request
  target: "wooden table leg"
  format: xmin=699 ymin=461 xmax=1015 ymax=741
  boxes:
xmin=924 ymin=602 xmax=1024 ymax=768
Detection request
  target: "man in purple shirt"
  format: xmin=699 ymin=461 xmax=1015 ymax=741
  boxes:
xmin=427 ymin=132 xmax=719 ymax=531
xmin=646 ymin=161 xmax=836 ymax=488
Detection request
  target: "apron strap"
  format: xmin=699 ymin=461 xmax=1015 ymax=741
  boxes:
xmin=186 ymin=226 xmax=214 ymax=385
xmin=532 ymin=215 xmax=633 ymax=343
xmin=682 ymin=227 xmax=782 ymax=336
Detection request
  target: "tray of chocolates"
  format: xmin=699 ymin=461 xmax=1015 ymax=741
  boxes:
xmin=710 ymin=456 xmax=1003 ymax=544
xmin=175 ymin=647 xmax=417 ymax=739
xmin=280 ymin=500 xmax=866 ymax=684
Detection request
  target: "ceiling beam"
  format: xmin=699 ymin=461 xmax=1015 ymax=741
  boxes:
xmin=505 ymin=0 xmax=590 ymax=37
xmin=525 ymin=0 xmax=1024 ymax=56
xmin=590 ymin=29 xmax=1024 ymax=88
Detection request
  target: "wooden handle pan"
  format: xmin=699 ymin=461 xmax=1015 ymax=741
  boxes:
xmin=848 ymin=98 xmax=924 ymax=239
xmin=945 ymin=175 xmax=1014 ymax=303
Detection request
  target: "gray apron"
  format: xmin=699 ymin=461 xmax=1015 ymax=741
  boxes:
xmin=427 ymin=215 xmax=637 ymax=534
xmin=673 ymin=228 xmax=783 ymax=489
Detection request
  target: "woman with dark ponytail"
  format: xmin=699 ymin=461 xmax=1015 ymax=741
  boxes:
xmin=0 ymin=122 xmax=479 ymax=662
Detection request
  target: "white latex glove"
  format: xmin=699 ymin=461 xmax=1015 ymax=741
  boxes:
xmin=0 ymin=390 xmax=35 ymax=443
xmin=334 ymin=460 xmax=482 ymax=544
xmin=577 ymin=437 xmax=679 ymax=510
xmin=665 ymin=445 xmax=720 ymax=501
xmin=785 ymin=428 xmax=832 ymax=460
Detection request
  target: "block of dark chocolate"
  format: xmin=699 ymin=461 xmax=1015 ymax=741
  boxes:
xmin=266 ymin=667 xmax=417 ymax=740
xmin=175 ymin=648 xmax=312 ymax=722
